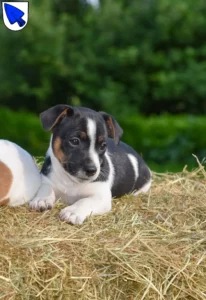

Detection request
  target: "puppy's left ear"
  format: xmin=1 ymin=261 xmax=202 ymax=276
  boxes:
xmin=40 ymin=104 xmax=74 ymax=131
xmin=99 ymin=112 xmax=123 ymax=144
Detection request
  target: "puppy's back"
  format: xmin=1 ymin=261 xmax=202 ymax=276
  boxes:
xmin=0 ymin=140 xmax=41 ymax=206
xmin=107 ymin=139 xmax=151 ymax=197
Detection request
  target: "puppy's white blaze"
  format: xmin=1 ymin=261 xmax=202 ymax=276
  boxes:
xmin=105 ymin=152 xmax=115 ymax=188
xmin=127 ymin=153 xmax=139 ymax=181
xmin=87 ymin=118 xmax=100 ymax=174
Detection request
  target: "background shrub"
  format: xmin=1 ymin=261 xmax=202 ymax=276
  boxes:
xmin=0 ymin=108 xmax=49 ymax=156
xmin=1 ymin=0 xmax=206 ymax=172
xmin=0 ymin=0 xmax=206 ymax=116
xmin=119 ymin=114 xmax=206 ymax=171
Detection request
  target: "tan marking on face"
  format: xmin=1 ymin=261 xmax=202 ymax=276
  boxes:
xmin=0 ymin=161 xmax=13 ymax=202
xmin=0 ymin=198 xmax=10 ymax=206
xmin=80 ymin=131 xmax=87 ymax=139
xmin=53 ymin=137 xmax=65 ymax=162
xmin=98 ymin=136 xmax=104 ymax=143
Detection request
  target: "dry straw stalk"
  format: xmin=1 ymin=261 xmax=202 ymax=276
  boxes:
xmin=0 ymin=160 xmax=206 ymax=300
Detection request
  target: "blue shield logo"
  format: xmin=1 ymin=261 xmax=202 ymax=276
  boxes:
xmin=2 ymin=2 xmax=29 ymax=31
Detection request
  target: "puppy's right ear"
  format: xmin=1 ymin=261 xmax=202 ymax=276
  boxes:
xmin=99 ymin=111 xmax=123 ymax=144
xmin=40 ymin=105 xmax=74 ymax=131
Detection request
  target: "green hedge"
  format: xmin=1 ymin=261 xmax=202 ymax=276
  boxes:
xmin=0 ymin=108 xmax=205 ymax=171
xmin=119 ymin=115 xmax=206 ymax=171
xmin=0 ymin=108 xmax=49 ymax=156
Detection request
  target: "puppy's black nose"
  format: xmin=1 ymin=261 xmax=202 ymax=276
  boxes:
xmin=85 ymin=165 xmax=97 ymax=177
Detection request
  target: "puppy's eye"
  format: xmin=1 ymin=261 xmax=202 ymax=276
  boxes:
xmin=100 ymin=142 xmax=107 ymax=151
xmin=69 ymin=138 xmax=80 ymax=146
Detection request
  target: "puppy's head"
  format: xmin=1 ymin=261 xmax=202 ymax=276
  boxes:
xmin=40 ymin=105 xmax=123 ymax=182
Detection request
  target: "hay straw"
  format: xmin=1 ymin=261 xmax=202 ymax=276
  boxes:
xmin=0 ymin=160 xmax=206 ymax=299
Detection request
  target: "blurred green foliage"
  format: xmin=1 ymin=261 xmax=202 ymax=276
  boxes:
xmin=0 ymin=0 xmax=206 ymax=115
xmin=119 ymin=114 xmax=206 ymax=171
xmin=1 ymin=108 xmax=205 ymax=171
xmin=0 ymin=108 xmax=49 ymax=156
xmin=0 ymin=0 xmax=206 ymax=172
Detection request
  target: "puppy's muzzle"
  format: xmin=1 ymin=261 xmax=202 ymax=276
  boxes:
xmin=84 ymin=164 xmax=97 ymax=177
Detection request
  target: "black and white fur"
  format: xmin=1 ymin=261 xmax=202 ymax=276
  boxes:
xmin=29 ymin=105 xmax=151 ymax=224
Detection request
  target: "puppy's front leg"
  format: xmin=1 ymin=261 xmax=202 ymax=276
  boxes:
xmin=29 ymin=176 xmax=55 ymax=212
xmin=59 ymin=191 xmax=112 ymax=225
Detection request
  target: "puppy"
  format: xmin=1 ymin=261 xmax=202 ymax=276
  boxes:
xmin=0 ymin=140 xmax=41 ymax=206
xmin=29 ymin=105 xmax=151 ymax=224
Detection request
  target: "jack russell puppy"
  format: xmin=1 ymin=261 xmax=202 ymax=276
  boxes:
xmin=29 ymin=105 xmax=151 ymax=224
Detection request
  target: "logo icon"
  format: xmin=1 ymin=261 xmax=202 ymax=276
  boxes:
xmin=2 ymin=2 xmax=29 ymax=31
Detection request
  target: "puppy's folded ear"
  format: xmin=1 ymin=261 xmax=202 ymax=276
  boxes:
xmin=99 ymin=112 xmax=123 ymax=144
xmin=40 ymin=105 xmax=74 ymax=131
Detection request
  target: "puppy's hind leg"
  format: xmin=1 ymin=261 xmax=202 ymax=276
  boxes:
xmin=133 ymin=166 xmax=152 ymax=196
xmin=29 ymin=176 xmax=55 ymax=212
xmin=133 ymin=178 xmax=152 ymax=196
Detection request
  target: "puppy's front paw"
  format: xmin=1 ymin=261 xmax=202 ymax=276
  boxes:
xmin=59 ymin=206 xmax=87 ymax=225
xmin=29 ymin=196 xmax=55 ymax=212
xmin=29 ymin=184 xmax=55 ymax=212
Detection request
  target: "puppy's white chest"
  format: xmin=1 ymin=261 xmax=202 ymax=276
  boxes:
xmin=55 ymin=185 xmax=80 ymax=204
xmin=48 ymin=172 xmax=87 ymax=204
xmin=48 ymin=169 xmax=110 ymax=205
xmin=48 ymin=173 xmax=78 ymax=204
